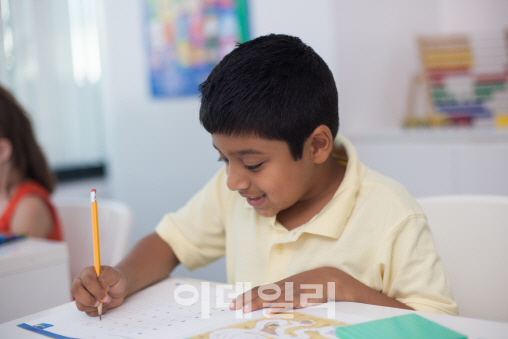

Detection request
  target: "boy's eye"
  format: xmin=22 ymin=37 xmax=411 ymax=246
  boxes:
xmin=218 ymin=157 xmax=263 ymax=171
xmin=245 ymin=162 xmax=264 ymax=171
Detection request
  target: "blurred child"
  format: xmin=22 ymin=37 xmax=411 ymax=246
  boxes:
xmin=0 ymin=85 xmax=62 ymax=240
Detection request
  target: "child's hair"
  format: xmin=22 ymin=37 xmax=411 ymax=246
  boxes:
xmin=0 ymin=86 xmax=55 ymax=193
xmin=199 ymin=34 xmax=339 ymax=160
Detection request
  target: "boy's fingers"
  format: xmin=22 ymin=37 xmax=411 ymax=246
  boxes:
xmin=75 ymin=300 xmax=98 ymax=313
xmin=248 ymin=300 xmax=295 ymax=314
xmin=81 ymin=274 xmax=109 ymax=302
xmin=85 ymin=308 xmax=104 ymax=317
xmin=231 ymin=294 xmax=243 ymax=310
xmin=98 ymin=266 xmax=120 ymax=286
xmin=96 ymin=267 xmax=122 ymax=301
xmin=71 ymin=277 xmax=101 ymax=307
xmin=243 ymin=294 xmax=272 ymax=313
xmin=233 ymin=286 xmax=259 ymax=310
xmin=264 ymin=306 xmax=290 ymax=315
xmin=243 ymin=283 xmax=293 ymax=313
xmin=76 ymin=300 xmax=115 ymax=317
xmin=72 ymin=268 xmax=109 ymax=305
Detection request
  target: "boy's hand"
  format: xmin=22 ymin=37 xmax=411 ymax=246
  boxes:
xmin=230 ymin=267 xmax=352 ymax=314
xmin=71 ymin=266 xmax=127 ymax=317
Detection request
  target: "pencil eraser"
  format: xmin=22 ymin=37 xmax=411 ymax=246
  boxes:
xmin=91 ymin=189 xmax=96 ymax=192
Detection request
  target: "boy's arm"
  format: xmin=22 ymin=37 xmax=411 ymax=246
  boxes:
xmin=327 ymin=267 xmax=414 ymax=310
xmin=72 ymin=232 xmax=179 ymax=316
xmin=116 ymin=232 xmax=180 ymax=297
xmin=231 ymin=267 xmax=413 ymax=314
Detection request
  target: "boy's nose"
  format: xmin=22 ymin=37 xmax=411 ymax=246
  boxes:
xmin=226 ymin=167 xmax=250 ymax=192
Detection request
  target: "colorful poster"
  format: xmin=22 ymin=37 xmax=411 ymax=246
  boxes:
xmin=144 ymin=0 xmax=250 ymax=97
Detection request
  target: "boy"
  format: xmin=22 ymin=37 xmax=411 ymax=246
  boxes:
xmin=72 ymin=34 xmax=458 ymax=316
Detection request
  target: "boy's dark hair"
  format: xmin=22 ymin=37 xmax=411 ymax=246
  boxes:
xmin=199 ymin=34 xmax=338 ymax=160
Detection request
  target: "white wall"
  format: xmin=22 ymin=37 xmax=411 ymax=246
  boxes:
xmin=96 ymin=0 xmax=508 ymax=282
xmin=98 ymin=0 xmax=341 ymax=247
xmin=438 ymin=0 xmax=508 ymax=32
xmin=98 ymin=0 xmax=219 ymax=245
xmin=334 ymin=1 xmax=441 ymax=134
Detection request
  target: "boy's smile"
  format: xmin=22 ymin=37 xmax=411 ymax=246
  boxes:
xmin=211 ymin=130 xmax=344 ymax=231
xmin=242 ymin=194 xmax=266 ymax=207
xmin=212 ymin=133 xmax=317 ymax=219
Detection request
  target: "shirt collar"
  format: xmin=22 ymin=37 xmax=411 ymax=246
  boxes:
xmin=301 ymin=135 xmax=362 ymax=239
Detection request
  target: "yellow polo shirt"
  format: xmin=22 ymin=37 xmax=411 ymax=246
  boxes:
xmin=155 ymin=136 xmax=458 ymax=315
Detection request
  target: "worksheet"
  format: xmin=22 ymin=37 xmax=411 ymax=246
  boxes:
xmin=20 ymin=277 xmax=239 ymax=338
xmin=19 ymin=277 xmax=369 ymax=339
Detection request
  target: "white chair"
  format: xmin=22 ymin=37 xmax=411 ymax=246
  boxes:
xmin=55 ymin=198 xmax=133 ymax=283
xmin=417 ymin=195 xmax=508 ymax=322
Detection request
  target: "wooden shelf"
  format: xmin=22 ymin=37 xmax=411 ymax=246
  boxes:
xmin=347 ymin=128 xmax=508 ymax=144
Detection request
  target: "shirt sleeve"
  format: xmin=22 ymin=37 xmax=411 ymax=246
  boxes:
xmin=155 ymin=168 xmax=228 ymax=270
xmin=377 ymin=215 xmax=459 ymax=315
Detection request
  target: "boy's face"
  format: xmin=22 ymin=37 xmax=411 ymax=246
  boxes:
xmin=212 ymin=134 xmax=316 ymax=218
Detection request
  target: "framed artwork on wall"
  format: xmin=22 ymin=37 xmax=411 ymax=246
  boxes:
xmin=144 ymin=0 xmax=250 ymax=98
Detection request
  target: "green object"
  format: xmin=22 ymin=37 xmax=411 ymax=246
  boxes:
xmin=335 ymin=314 xmax=467 ymax=339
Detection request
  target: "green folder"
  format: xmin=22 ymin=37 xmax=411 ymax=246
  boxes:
xmin=335 ymin=314 xmax=467 ymax=339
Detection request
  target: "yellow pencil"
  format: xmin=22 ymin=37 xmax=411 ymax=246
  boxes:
xmin=91 ymin=189 xmax=103 ymax=320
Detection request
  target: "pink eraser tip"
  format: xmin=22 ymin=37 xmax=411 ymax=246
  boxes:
xmin=91 ymin=189 xmax=96 ymax=192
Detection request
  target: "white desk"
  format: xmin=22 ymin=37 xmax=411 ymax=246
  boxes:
xmin=1 ymin=276 xmax=507 ymax=338
xmin=0 ymin=238 xmax=71 ymax=323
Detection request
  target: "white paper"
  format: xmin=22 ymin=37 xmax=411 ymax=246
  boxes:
xmin=22 ymin=277 xmax=370 ymax=339
xmin=23 ymin=277 xmax=236 ymax=338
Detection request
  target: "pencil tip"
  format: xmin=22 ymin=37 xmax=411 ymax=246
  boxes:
xmin=97 ymin=300 xmax=103 ymax=320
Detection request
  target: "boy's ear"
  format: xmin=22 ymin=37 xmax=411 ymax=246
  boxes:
xmin=309 ymin=125 xmax=334 ymax=164
xmin=0 ymin=138 xmax=13 ymax=164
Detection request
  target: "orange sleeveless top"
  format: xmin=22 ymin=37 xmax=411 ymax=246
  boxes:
xmin=0 ymin=180 xmax=63 ymax=240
